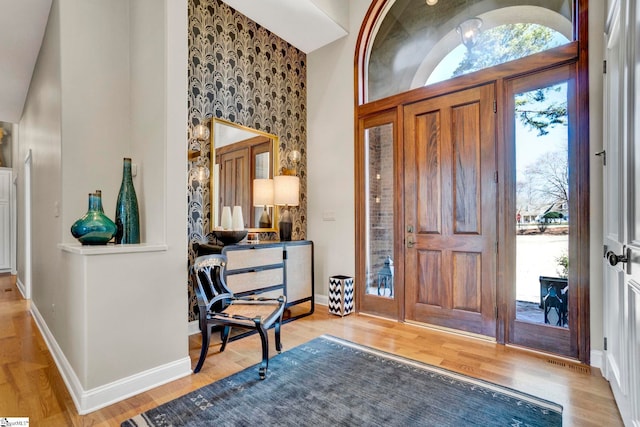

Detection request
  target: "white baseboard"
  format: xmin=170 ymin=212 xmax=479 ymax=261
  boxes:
xmin=188 ymin=320 xmax=200 ymax=336
xmin=590 ymin=349 xmax=603 ymax=370
xmin=315 ymin=294 xmax=328 ymax=307
xmin=15 ymin=276 xmax=27 ymax=299
xmin=78 ymin=356 xmax=191 ymax=415
xmin=30 ymin=301 xmax=191 ymax=414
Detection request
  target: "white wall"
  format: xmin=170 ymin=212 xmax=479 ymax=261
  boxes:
xmin=17 ymin=0 xmax=189 ymax=412
xmin=130 ymin=0 xmax=168 ymax=243
xmin=59 ymin=0 xmax=131 ymax=235
xmin=307 ymin=0 xmax=372 ymax=296
xmin=18 ymin=0 xmax=63 ymax=323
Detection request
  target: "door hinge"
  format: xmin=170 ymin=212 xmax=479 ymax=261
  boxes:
xmin=604 ymin=337 xmax=608 ymax=351
xmin=495 ymin=241 xmax=498 ymax=253
xmin=495 ymin=306 xmax=498 ymax=319
xmin=603 ymin=60 xmax=607 ymax=74
xmin=494 ymin=171 xmax=498 ymax=183
xmin=493 ymin=99 xmax=497 ymax=113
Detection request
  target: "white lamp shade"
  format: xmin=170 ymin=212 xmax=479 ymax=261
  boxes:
xmin=253 ymin=178 xmax=274 ymax=206
xmin=273 ymin=175 xmax=299 ymax=206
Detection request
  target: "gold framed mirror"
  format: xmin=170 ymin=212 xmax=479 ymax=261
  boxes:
xmin=210 ymin=118 xmax=279 ymax=233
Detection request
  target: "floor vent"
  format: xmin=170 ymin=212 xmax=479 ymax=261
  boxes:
xmin=546 ymin=358 xmax=590 ymax=374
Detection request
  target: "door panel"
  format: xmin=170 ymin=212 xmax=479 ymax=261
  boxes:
xmin=602 ymin=0 xmax=640 ymax=422
xmin=218 ymin=147 xmax=250 ymax=226
xmin=452 ymin=103 xmax=481 ymax=235
xmin=505 ymin=65 xmax=576 ymax=357
xmin=356 ymin=110 xmax=402 ymax=319
xmin=404 ymin=83 xmax=497 ymax=337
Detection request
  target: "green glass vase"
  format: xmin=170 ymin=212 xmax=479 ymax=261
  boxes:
xmin=115 ymin=157 xmax=140 ymax=244
xmin=70 ymin=192 xmax=117 ymax=245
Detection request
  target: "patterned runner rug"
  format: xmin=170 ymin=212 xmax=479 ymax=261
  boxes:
xmin=122 ymin=335 xmax=562 ymax=426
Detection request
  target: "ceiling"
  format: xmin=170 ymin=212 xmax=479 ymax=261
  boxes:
xmin=0 ymin=0 xmax=52 ymax=124
xmin=0 ymin=0 xmax=347 ymax=125
xmin=222 ymin=0 xmax=348 ymax=53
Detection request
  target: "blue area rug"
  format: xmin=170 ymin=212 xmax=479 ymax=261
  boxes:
xmin=122 ymin=335 xmax=562 ymax=426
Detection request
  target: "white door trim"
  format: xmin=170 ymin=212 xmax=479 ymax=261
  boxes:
xmin=24 ymin=149 xmax=32 ymax=299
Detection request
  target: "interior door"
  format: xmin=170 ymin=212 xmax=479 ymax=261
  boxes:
xmin=602 ymin=1 xmax=640 ymax=423
xmin=0 ymin=168 xmax=11 ymax=270
xmin=403 ymin=83 xmax=497 ymax=337
xmin=217 ymin=147 xmax=250 ymax=226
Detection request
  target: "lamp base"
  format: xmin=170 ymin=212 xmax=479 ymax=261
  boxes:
xmin=259 ymin=208 xmax=271 ymax=228
xmin=279 ymin=221 xmax=292 ymax=241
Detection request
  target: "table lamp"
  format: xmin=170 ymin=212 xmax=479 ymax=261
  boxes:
xmin=253 ymin=178 xmax=274 ymax=228
xmin=274 ymin=175 xmax=299 ymax=241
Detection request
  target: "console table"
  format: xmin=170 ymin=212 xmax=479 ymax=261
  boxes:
xmin=194 ymin=240 xmax=314 ymax=324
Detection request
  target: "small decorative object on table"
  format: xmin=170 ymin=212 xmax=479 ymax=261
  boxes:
xmin=232 ymin=205 xmax=244 ymax=230
xmin=71 ymin=191 xmax=117 ymax=245
xmin=115 ymin=157 xmax=140 ymax=244
xmin=211 ymin=229 xmax=248 ymax=245
xmin=220 ymin=206 xmax=232 ymax=230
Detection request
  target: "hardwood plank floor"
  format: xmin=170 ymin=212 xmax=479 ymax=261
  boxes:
xmin=0 ymin=273 xmax=623 ymax=426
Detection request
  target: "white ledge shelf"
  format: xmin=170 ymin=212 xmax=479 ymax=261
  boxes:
xmin=58 ymin=242 xmax=168 ymax=255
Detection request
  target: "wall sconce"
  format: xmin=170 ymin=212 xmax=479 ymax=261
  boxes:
xmin=253 ymin=178 xmax=274 ymax=228
xmin=456 ymin=17 xmax=483 ymax=50
xmin=281 ymin=149 xmax=302 ymax=176
xmin=189 ymin=122 xmax=210 ymax=182
xmin=192 ymin=123 xmax=210 ymax=141
xmin=288 ymin=149 xmax=302 ymax=163
xmin=274 ymin=175 xmax=299 ymax=241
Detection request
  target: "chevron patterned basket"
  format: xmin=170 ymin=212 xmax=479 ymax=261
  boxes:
xmin=328 ymin=275 xmax=354 ymax=316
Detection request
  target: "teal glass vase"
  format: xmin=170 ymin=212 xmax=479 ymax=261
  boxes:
xmin=115 ymin=157 xmax=140 ymax=244
xmin=71 ymin=192 xmax=117 ymax=245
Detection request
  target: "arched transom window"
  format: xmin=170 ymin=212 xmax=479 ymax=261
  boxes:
xmin=365 ymin=1 xmax=573 ymax=103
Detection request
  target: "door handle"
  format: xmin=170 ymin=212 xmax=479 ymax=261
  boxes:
xmin=406 ymin=236 xmax=415 ymax=248
xmin=606 ymin=249 xmax=629 ymax=266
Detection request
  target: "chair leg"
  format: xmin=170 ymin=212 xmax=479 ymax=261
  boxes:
xmin=274 ymin=320 xmax=282 ymax=353
xmin=255 ymin=321 xmax=269 ymax=380
xmin=220 ymin=325 xmax=231 ymax=352
xmin=194 ymin=324 xmax=212 ymax=373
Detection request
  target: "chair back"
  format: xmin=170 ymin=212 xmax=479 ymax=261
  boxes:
xmin=191 ymin=254 xmax=235 ymax=312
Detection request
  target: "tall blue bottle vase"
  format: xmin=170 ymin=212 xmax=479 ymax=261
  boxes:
xmin=70 ymin=192 xmax=117 ymax=245
xmin=115 ymin=157 xmax=140 ymax=244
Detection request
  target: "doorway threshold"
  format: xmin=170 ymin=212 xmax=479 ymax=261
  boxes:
xmin=403 ymin=320 xmax=496 ymax=343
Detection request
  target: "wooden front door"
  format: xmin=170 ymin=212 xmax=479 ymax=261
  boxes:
xmin=403 ymin=83 xmax=497 ymax=337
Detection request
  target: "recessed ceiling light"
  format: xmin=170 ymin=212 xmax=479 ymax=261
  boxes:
xmin=426 ymin=0 xmax=438 ymax=5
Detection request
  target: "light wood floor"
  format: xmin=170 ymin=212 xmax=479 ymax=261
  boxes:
xmin=0 ymin=273 xmax=623 ymax=426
